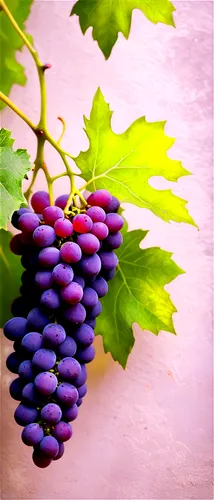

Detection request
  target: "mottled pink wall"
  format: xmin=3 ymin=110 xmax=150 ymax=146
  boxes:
xmin=1 ymin=1 xmax=213 ymax=499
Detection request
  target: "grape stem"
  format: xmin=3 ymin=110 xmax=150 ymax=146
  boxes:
xmin=0 ymin=0 xmax=86 ymax=208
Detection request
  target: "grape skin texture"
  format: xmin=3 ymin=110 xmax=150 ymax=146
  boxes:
xmin=40 ymin=435 xmax=59 ymax=458
xmin=22 ymin=423 xmax=44 ymax=446
xmin=32 ymin=348 xmax=56 ymax=371
xmin=31 ymin=191 xmax=50 ymax=213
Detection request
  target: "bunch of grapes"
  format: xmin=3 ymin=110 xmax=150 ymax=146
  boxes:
xmin=4 ymin=189 xmax=124 ymax=468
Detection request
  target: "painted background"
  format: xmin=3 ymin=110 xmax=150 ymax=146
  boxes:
xmin=1 ymin=1 xmax=213 ymax=499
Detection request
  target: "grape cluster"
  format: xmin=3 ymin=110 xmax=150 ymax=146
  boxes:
xmin=4 ymin=189 xmax=123 ymax=467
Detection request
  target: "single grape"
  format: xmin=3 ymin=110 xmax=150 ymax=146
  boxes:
xmin=52 ymin=263 xmax=74 ymax=285
xmin=90 ymin=222 xmax=109 ymax=240
xmin=43 ymin=206 xmax=64 ymax=226
xmin=73 ymin=214 xmax=93 ymax=234
xmin=32 ymin=348 xmax=56 ymax=371
xmin=32 ymin=448 xmax=52 ymax=468
xmin=91 ymin=277 xmax=108 ymax=297
xmin=18 ymin=213 xmax=40 ymax=233
xmin=38 ymin=247 xmax=60 ymax=268
xmin=64 ymin=303 xmax=86 ymax=324
xmin=43 ymin=323 xmax=66 ymax=347
xmin=76 ymin=344 xmax=95 ymax=363
xmin=10 ymin=234 xmax=24 ymax=255
xmin=54 ymin=218 xmax=73 ymax=238
xmin=4 ymin=317 xmax=27 ymax=341
xmin=18 ymin=360 xmax=34 ymax=382
xmin=53 ymin=421 xmax=72 ymax=442
xmin=55 ymin=193 xmax=69 ymax=209
xmin=56 ymin=337 xmax=76 ymax=360
xmin=79 ymin=254 xmax=101 ymax=277
xmin=27 ymin=308 xmax=50 ymax=332
xmin=33 ymin=225 xmax=56 ymax=247
xmin=21 ymin=332 xmax=43 ymax=354
xmin=22 ymin=423 xmax=44 ymax=446
xmin=6 ymin=352 xmax=23 ymax=373
xmin=41 ymin=403 xmax=62 ymax=424
xmin=102 ymin=269 xmax=116 ymax=281
xmin=81 ymin=287 xmax=98 ymax=308
xmin=73 ymin=324 xmax=94 ymax=347
xmin=60 ymin=282 xmax=83 ymax=304
xmin=105 ymin=213 xmax=124 ymax=232
xmin=104 ymin=196 xmax=120 ymax=213
xmin=87 ymin=189 xmax=112 ymax=207
xmin=35 ymin=271 xmax=53 ymax=290
xmin=58 ymin=357 xmax=81 ymax=381
xmin=60 ymin=242 xmax=82 ymax=264
xmin=41 ymin=289 xmax=61 ymax=310
xmin=62 ymin=404 xmax=78 ymax=422
xmin=11 ymin=297 xmax=31 ymax=318
xmin=9 ymin=378 xmax=23 ymax=401
xmin=73 ymin=275 xmax=85 ymax=289
xmin=34 ymin=372 xmax=58 ymax=396
xmin=11 ymin=207 xmax=32 ymax=229
xmin=53 ymin=442 xmax=64 ymax=460
xmin=56 ymin=382 xmax=79 ymax=407
xmin=99 ymin=251 xmax=118 ymax=271
xmin=22 ymin=382 xmax=44 ymax=406
xmin=86 ymin=206 xmax=106 ymax=222
xmin=73 ymin=364 xmax=87 ymax=387
xmin=14 ymin=404 xmax=39 ymax=426
xmin=87 ymin=301 xmax=102 ymax=318
xmin=40 ymin=435 xmax=59 ymax=458
xmin=76 ymin=398 xmax=82 ymax=407
xmin=105 ymin=231 xmax=123 ymax=249
xmin=77 ymin=233 xmax=100 ymax=255
xmin=78 ymin=383 xmax=87 ymax=398
xmin=31 ymin=191 xmax=50 ymax=213
xmin=85 ymin=318 xmax=96 ymax=329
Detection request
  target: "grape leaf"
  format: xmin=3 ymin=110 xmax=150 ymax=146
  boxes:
xmin=75 ymin=88 xmax=196 ymax=226
xmin=0 ymin=229 xmax=22 ymax=327
xmin=71 ymin=0 xmax=175 ymax=59
xmin=0 ymin=0 xmax=33 ymax=110
xmin=96 ymin=229 xmax=184 ymax=368
xmin=0 ymin=128 xmax=31 ymax=229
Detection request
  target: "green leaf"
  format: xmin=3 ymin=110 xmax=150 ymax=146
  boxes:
xmin=0 ymin=229 xmax=22 ymax=327
xmin=96 ymin=229 xmax=184 ymax=368
xmin=75 ymin=88 xmax=196 ymax=226
xmin=71 ymin=0 xmax=175 ymax=59
xmin=0 ymin=0 xmax=33 ymax=109
xmin=0 ymin=128 xmax=31 ymax=229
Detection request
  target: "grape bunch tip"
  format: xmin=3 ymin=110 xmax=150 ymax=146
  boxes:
xmin=4 ymin=188 xmax=124 ymax=467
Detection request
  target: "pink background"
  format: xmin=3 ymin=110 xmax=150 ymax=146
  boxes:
xmin=1 ymin=1 xmax=213 ymax=499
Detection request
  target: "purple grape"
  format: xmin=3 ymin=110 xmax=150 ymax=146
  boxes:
xmin=55 ymin=193 xmax=69 ymax=209
xmin=87 ymin=300 xmax=102 ymax=318
xmin=102 ymin=269 xmax=116 ymax=281
xmin=105 ymin=213 xmax=124 ymax=232
xmin=105 ymin=231 xmax=123 ymax=249
xmin=60 ymin=242 xmax=82 ymax=264
xmin=79 ymin=254 xmax=101 ymax=277
xmin=34 ymin=371 xmax=58 ymax=396
xmin=41 ymin=403 xmax=62 ymax=424
xmin=22 ymin=423 xmax=44 ymax=446
xmin=10 ymin=233 xmax=24 ymax=255
xmin=18 ymin=360 xmax=34 ymax=382
xmin=85 ymin=318 xmax=96 ymax=329
xmin=87 ymin=189 xmax=112 ymax=207
xmin=31 ymin=191 xmax=50 ymax=213
xmin=32 ymin=348 xmax=56 ymax=371
xmin=99 ymin=251 xmax=118 ymax=271
xmin=91 ymin=277 xmax=108 ymax=297
xmin=43 ymin=323 xmax=66 ymax=347
xmin=40 ymin=435 xmax=59 ymax=458
xmin=9 ymin=378 xmax=23 ymax=401
xmin=52 ymin=263 xmax=74 ymax=285
xmin=4 ymin=317 xmax=27 ymax=341
xmin=53 ymin=421 xmax=72 ymax=442
xmin=56 ymin=382 xmax=78 ymax=407
xmin=64 ymin=303 xmax=86 ymax=324
xmin=73 ymin=275 xmax=85 ymax=289
xmin=76 ymin=345 xmax=95 ymax=363
xmin=76 ymin=398 xmax=83 ymax=407
xmin=73 ymin=364 xmax=87 ymax=387
xmin=27 ymin=308 xmax=50 ymax=332
xmin=73 ymin=324 xmax=94 ymax=346
xmin=73 ymin=214 xmax=93 ymax=234
xmin=53 ymin=442 xmax=64 ymax=460
xmin=35 ymin=271 xmax=53 ymax=290
xmin=57 ymin=336 xmax=77 ymax=358
xmin=22 ymin=382 xmax=44 ymax=406
xmin=6 ymin=352 xmax=23 ymax=373
xmin=90 ymin=222 xmax=109 ymax=240
xmin=86 ymin=206 xmax=106 ymax=222
xmin=21 ymin=332 xmax=43 ymax=354
xmin=60 ymin=282 xmax=83 ymax=305
xmin=78 ymin=383 xmax=87 ymax=398
xmin=11 ymin=207 xmax=32 ymax=229
xmin=38 ymin=247 xmax=60 ymax=268
xmin=81 ymin=287 xmax=98 ymax=308
xmin=41 ymin=289 xmax=61 ymax=309
xmin=18 ymin=213 xmax=40 ymax=233
xmin=43 ymin=206 xmax=64 ymax=226
xmin=32 ymin=448 xmax=52 ymax=468
xmin=63 ymin=404 xmax=78 ymax=422
xmin=104 ymin=196 xmax=120 ymax=213
xmin=33 ymin=225 xmax=56 ymax=247
xmin=54 ymin=218 xmax=73 ymax=238
xmin=77 ymin=233 xmax=100 ymax=255
xmin=58 ymin=357 xmax=81 ymax=381
xmin=14 ymin=404 xmax=39 ymax=426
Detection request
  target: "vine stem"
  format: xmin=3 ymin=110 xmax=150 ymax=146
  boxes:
xmin=0 ymin=92 xmax=36 ymax=131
